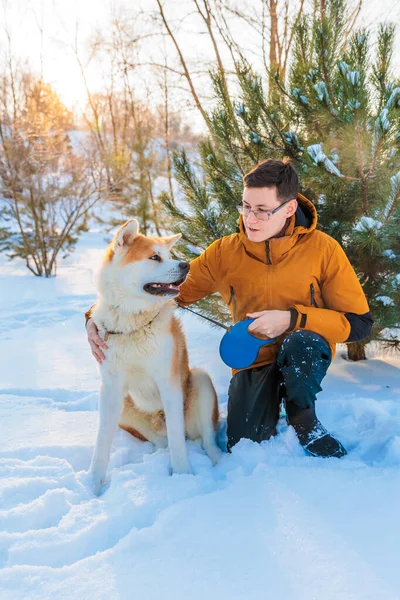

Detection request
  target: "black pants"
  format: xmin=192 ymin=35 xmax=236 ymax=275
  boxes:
xmin=226 ymin=331 xmax=332 ymax=451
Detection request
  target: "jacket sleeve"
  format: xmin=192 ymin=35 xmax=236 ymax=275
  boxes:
xmin=176 ymin=240 xmax=221 ymax=307
xmin=288 ymin=241 xmax=373 ymax=343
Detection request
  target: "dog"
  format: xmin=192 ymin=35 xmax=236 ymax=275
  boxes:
xmin=88 ymin=218 xmax=221 ymax=495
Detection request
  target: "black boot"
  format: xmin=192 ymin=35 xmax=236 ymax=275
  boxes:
xmin=286 ymin=402 xmax=347 ymax=458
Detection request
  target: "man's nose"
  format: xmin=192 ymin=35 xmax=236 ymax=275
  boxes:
xmin=246 ymin=210 xmax=258 ymax=223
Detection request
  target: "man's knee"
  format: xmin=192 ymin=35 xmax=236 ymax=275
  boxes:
xmin=277 ymin=330 xmax=331 ymax=366
xmin=276 ymin=330 xmax=331 ymax=408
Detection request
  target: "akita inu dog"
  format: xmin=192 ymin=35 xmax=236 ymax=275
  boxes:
xmin=88 ymin=219 xmax=221 ymax=495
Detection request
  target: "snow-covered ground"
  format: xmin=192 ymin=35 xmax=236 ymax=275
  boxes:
xmin=0 ymin=227 xmax=399 ymax=600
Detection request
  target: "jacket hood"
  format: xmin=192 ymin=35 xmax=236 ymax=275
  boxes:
xmin=237 ymin=193 xmax=318 ymax=265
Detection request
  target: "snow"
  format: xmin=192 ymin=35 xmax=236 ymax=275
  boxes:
xmin=314 ymin=81 xmax=329 ymax=102
xmin=249 ymin=131 xmax=261 ymax=144
xmin=292 ymin=88 xmax=309 ymax=106
xmin=308 ymin=143 xmax=327 ymax=164
xmin=374 ymin=108 xmax=391 ymax=142
xmin=307 ymin=68 xmax=318 ymax=82
xmin=354 ymin=216 xmax=382 ymax=231
xmin=376 ymin=296 xmax=395 ymax=306
xmin=283 ymin=131 xmax=304 ymax=151
xmin=346 ymin=99 xmax=361 ymax=110
xmin=235 ymin=103 xmax=245 ymax=116
xmin=1 ymin=226 xmax=400 ymax=599
xmin=185 ymin=244 xmax=202 ymax=256
xmin=347 ymin=70 xmax=360 ymax=86
xmin=386 ymin=87 xmax=400 ymax=110
xmin=383 ymin=171 xmax=400 ymax=220
xmin=307 ymin=143 xmax=343 ymax=177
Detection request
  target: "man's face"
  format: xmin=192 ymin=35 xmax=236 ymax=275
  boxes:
xmin=242 ymin=187 xmax=297 ymax=242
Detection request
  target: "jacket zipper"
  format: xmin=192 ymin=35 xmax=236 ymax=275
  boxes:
xmin=310 ymin=283 xmax=319 ymax=308
xmin=265 ymin=241 xmax=271 ymax=265
xmin=265 ymin=241 xmax=272 ymax=312
xmin=228 ymin=285 xmax=234 ymax=306
xmin=228 ymin=285 xmax=238 ymax=323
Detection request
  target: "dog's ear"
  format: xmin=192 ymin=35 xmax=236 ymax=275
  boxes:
xmin=114 ymin=219 xmax=139 ymax=249
xmin=163 ymin=233 xmax=181 ymax=250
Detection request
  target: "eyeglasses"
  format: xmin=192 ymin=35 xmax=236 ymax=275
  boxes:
xmin=237 ymin=198 xmax=293 ymax=221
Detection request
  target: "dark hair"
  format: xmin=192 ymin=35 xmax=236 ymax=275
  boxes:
xmin=243 ymin=158 xmax=299 ymax=203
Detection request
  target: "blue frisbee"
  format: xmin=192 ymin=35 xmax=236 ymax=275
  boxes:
xmin=219 ymin=318 xmax=277 ymax=369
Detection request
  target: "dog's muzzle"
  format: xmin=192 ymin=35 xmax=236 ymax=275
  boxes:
xmin=143 ymin=262 xmax=189 ymax=296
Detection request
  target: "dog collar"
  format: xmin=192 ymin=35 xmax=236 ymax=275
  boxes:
xmin=102 ymin=310 xmax=161 ymax=341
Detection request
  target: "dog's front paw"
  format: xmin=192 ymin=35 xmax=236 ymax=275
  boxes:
xmin=205 ymin=445 xmax=223 ymax=466
xmin=87 ymin=469 xmax=107 ymax=496
xmin=170 ymin=457 xmax=193 ymax=475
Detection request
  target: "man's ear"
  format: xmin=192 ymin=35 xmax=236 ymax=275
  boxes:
xmin=163 ymin=233 xmax=182 ymax=250
xmin=114 ymin=219 xmax=139 ymax=250
xmin=287 ymin=199 xmax=298 ymax=217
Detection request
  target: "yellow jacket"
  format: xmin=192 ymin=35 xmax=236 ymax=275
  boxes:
xmin=177 ymin=194 xmax=372 ymax=374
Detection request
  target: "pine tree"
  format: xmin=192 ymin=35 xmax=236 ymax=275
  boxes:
xmin=163 ymin=0 xmax=400 ymax=359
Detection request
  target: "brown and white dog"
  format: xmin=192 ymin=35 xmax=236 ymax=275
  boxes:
xmin=88 ymin=219 xmax=221 ymax=495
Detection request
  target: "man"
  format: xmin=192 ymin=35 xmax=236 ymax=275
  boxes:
xmin=87 ymin=158 xmax=373 ymax=458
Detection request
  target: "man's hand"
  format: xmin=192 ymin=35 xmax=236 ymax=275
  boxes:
xmin=87 ymin=318 xmax=108 ymax=364
xmin=246 ymin=310 xmax=291 ymax=338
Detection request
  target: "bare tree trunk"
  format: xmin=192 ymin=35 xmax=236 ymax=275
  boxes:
xmin=347 ymin=342 xmax=367 ymax=361
xmin=147 ymin=170 xmax=162 ymax=236
xmin=75 ymin=40 xmax=113 ymax=193
xmin=269 ymin=0 xmax=278 ymax=73
xmin=156 ymin=0 xmax=211 ymax=130
xmin=164 ymin=72 xmax=175 ymax=206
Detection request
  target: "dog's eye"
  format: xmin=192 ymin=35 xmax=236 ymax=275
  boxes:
xmin=149 ymin=254 xmax=161 ymax=262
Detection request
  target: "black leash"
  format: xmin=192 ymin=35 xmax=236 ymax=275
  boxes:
xmin=177 ymin=304 xmax=230 ymax=331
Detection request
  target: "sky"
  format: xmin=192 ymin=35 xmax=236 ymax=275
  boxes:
xmin=1 ymin=0 xmax=400 ymax=126
xmin=1 ymin=0 xmax=112 ymax=112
